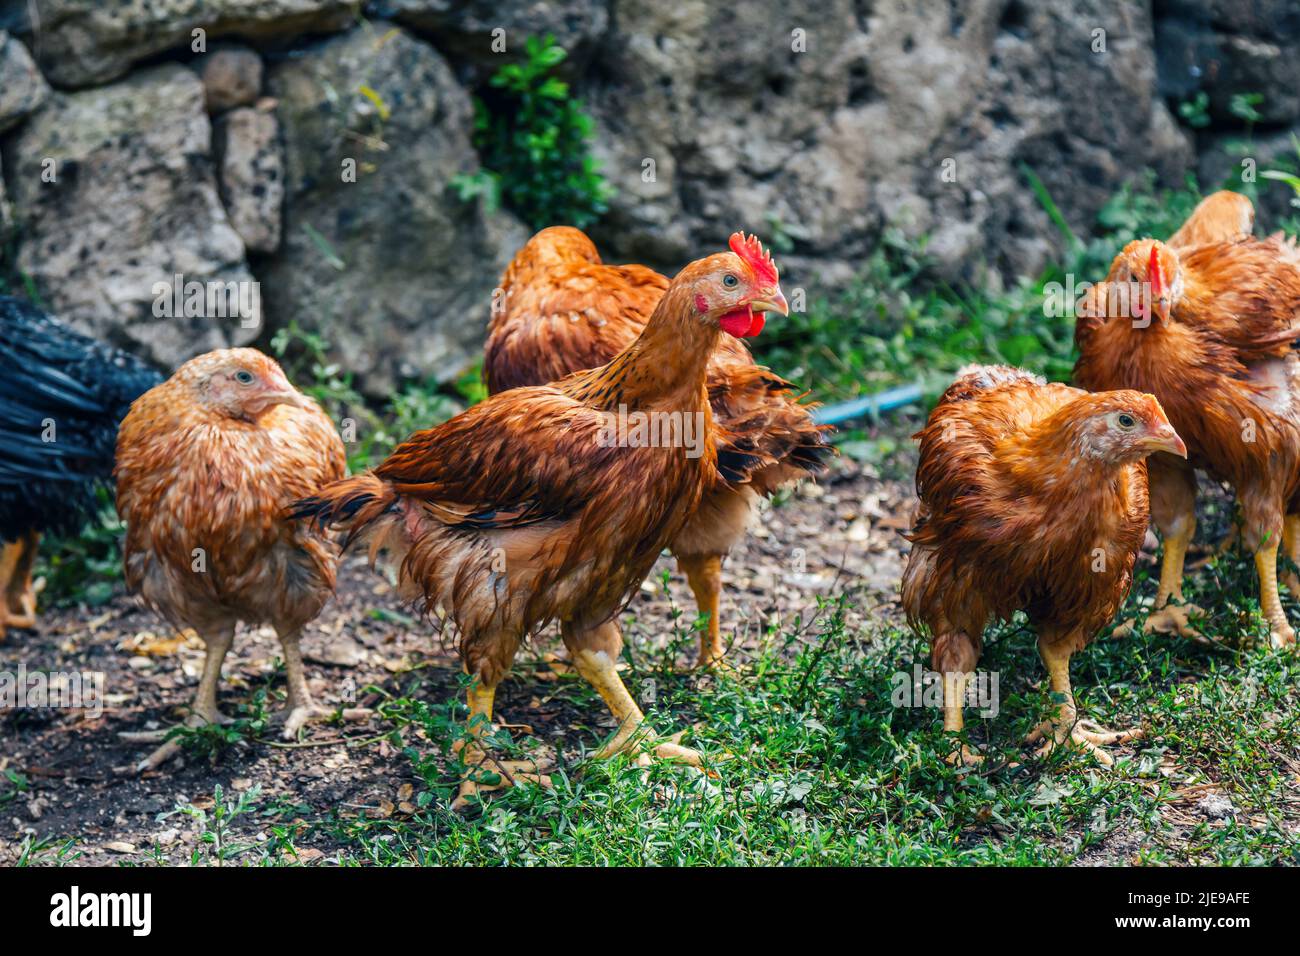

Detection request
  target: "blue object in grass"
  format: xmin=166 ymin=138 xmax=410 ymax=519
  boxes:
xmin=813 ymin=382 xmax=925 ymax=426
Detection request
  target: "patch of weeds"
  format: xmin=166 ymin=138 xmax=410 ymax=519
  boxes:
xmin=383 ymin=673 xmax=553 ymax=814
xmin=296 ymin=576 xmax=1300 ymax=865
xmin=162 ymin=783 xmax=265 ymax=866
xmin=0 ymin=769 xmax=28 ymax=808
xmin=34 ymin=488 xmax=123 ymax=608
xmin=166 ymin=685 xmax=271 ymax=765
xmin=454 ymin=34 xmax=611 ymax=230
xmin=15 ymin=834 xmax=81 ymax=867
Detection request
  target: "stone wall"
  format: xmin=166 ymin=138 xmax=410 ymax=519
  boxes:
xmin=0 ymin=0 xmax=1295 ymax=393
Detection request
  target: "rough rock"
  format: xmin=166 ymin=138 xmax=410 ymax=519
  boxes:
xmin=1155 ymin=0 xmax=1300 ymax=124
xmin=215 ymin=103 xmax=284 ymax=253
xmin=262 ymin=25 xmax=527 ymax=396
xmin=0 ymin=30 xmax=49 ymax=131
xmin=6 ymin=64 xmax=258 ymax=365
xmin=385 ymin=0 xmax=609 ymax=78
xmin=582 ymin=0 xmax=1194 ymax=284
xmin=199 ymin=45 xmax=264 ymax=113
xmin=31 ymin=0 xmax=360 ymax=88
xmin=2 ymin=0 xmax=1298 ymax=390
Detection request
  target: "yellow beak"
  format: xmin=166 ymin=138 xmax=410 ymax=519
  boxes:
xmin=1145 ymin=426 xmax=1187 ymax=459
xmin=749 ymin=288 xmax=789 ymax=316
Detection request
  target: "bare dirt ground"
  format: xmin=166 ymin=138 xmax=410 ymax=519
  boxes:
xmin=0 ymin=458 xmax=911 ymax=865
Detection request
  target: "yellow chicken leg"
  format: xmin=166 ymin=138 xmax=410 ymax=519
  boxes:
xmin=0 ymin=540 xmax=17 ymax=641
xmin=276 ymin=626 xmax=372 ymax=739
xmin=678 ymin=552 xmax=727 ymax=669
xmin=451 ymin=681 xmax=552 ymax=812
xmin=3 ymin=532 xmax=41 ymax=630
xmin=571 ymin=647 xmax=708 ymax=766
xmin=124 ymin=624 xmax=237 ymax=772
xmin=1255 ymin=545 xmax=1296 ymax=649
xmin=942 ymin=670 xmax=983 ymax=766
xmin=1281 ymin=515 xmax=1300 ymax=596
xmin=1026 ymin=635 xmax=1141 ymax=766
xmin=1143 ymin=524 xmax=1204 ymax=637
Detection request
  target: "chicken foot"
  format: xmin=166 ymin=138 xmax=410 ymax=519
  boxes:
xmin=1 ymin=532 xmax=42 ymax=632
xmin=451 ymin=681 xmax=552 ymax=812
xmin=1134 ymin=460 xmax=1204 ymax=637
xmin=571 ymin=647 xmax=708 ymax=765
xmin=1026 ymin=636 xmax=1141 ymax=767
xmin=124 ymin=624 xmax=236 ymax=771
xmin=275 ymin=626 xmax=372 ymax=739
xmin=1254 ymin=545 xmax=1297 ymax=649
xmin=678 ymin=552 xmax=730 ymax=669
xmin=564 ymin=618 xmax=712 ymax=769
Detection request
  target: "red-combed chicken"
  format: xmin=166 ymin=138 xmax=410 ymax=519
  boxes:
xmin=484 ymin=226 xmax=831 ymax=668
xmin=902 ymin=365 xmax=1186 ymax=765
xmin=1074 ymin=193 xmax=1300 ymax=647
xmin=294 ymin=234 xmax=789 ymax=808
xmin=115 ymin=348 xmax=358 ymax=770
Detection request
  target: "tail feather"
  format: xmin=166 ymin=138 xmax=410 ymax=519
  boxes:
xmin=290 ymin=473 xmax=400 ymax=550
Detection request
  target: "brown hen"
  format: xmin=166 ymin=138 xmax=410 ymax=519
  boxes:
xmin=296 ymin=235 xmax=789 ymax=808
xmin=485 ymin=226 xmax=831 ymax=668
xmin=902 ymin=365 xmax=1185 ymax=765
xmin=1074 ymin=193 xmax=1300 ymax=647
xmin=114 ymin=349 xmax=352 ymax=770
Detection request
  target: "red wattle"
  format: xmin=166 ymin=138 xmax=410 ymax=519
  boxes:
xmin=718 ymin=307 xmax=754 ymax=337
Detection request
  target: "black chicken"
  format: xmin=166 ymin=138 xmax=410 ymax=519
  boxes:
xmin=0 ymin=296 xmax=162 ymax=638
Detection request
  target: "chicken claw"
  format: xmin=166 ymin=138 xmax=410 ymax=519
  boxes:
xmin=452 ymin=746 xmax=553 ymax=812
xmin=448 ymin=683 xmax=554 ymax=812
xmin=278 ymin=703 xmax=373 ymax=740
xmin=121 ymin=710 xmax=233 ymax=772
xmin=1026 ymin=715 xmax=1142 ymax=767
xmin=1142 ymin=601 xmax=1205 ymax=638
xmin=594 ymin=724 xmax=712 ymax=769
xmin=275 ymin=629 xmax=372 ymax=739
xmin=1111 ymin=600 xmax=1205 ymax=641
xmin=1255 ymin=545 xmax=1298 ymax=649
xmin=943 ymin=742 xmax=985 ymax=767
xmin=572 ymin=648 xmax=720 ymax=774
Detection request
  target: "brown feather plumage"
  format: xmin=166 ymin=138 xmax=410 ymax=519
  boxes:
xmin=114 ymin=348 xmax=347 ymax=764
xmin=903 ymin=366 xmax=1157 ymax=649
xmin=1074 ymin=207 xmax=1300 ymax=546
xmin=116 ymin=349 xmax=345 ymax=631
xmin=485 ymin=227 xmax=832 ymax=493
xmin=901 ymin=365 xmax=1181 ymax=760
xmin=481 ymin=227 xmax=831 ymax=663
xmin=297 ymin=247 xmax=762 ymax=685
xmin=1166 ymin=190 xmax=1255 ymax=250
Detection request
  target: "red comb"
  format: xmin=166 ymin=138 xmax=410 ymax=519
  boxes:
xmin=728 ymin=232 xmax=779 ymax=286
xmin=1148 ymin=244 xmax=1163 ymax=300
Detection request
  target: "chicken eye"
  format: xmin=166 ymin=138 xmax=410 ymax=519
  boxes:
xmin=1117 ymin=413 xmax=1137 ymax=429
xmin=235 ymin=370 xmax=255 ymax=386
xmin=722 ymin=274 xmax=739 ymax=288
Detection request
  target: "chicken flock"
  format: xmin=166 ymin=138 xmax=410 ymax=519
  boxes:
xmin=2 ymin=193 xmax=1298 ymax=796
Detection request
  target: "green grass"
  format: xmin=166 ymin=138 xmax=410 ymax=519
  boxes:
xmin=125 ymin=556 xmax=1298 ymax=867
